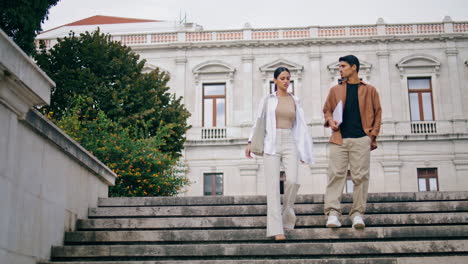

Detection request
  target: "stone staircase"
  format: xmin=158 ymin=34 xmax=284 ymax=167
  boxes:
xmin=41 ymin=191 xmax=468 ymax=264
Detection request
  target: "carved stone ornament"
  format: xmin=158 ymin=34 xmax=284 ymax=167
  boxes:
xmin=143 ymin=62 xmax=170 ymax=76
xmin=395 ymin=54 xmax=441 ymax=79
xmin=259 ymin=58 xmax=304 ymax=81
xmin=192 ymin=60 xmax=236 ymax=84
xmin=327 ymin=60 xmax=372 ymax=81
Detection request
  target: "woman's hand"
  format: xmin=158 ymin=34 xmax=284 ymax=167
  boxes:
xmin=245 ymin=143 xmax=253 ymax=159
xmin=329 ymin=119 xmax=339 ymax=131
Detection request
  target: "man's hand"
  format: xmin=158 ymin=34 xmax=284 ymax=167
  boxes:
xmin=369 ymin=135 xmax=377 ymax=150
xmin=245 ymin=143 xmax=253 ymax=159
xmin=329 ymin=119 xmax=339 ymax=131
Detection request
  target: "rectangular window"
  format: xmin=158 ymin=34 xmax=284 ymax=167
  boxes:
xmin=408 ymin=78 xmax=434 ymax=121
xmin=203 ymin=83 xmax=226 ymax=127
xmin=345 ymin=170 xmax=353 ymax=194
xmin=280 ymin=171 xmax=286 ymax=195
xmin=270 ymin=81 xmax=294 ymax=94
xmin=204 ymin=173 xmax=223 ymax=196
xmin=417 ymin=168 xmax=438 ymax=192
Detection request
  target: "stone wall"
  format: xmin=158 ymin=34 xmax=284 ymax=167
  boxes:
xmin=0 ymin=29 xmax=116 ymax=264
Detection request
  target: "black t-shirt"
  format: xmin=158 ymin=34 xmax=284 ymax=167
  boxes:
xmin=340 ymin=83 xmax=366 ymax=138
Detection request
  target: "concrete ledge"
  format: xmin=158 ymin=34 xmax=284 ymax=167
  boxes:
xmin=0 ymin=29 xmax=54 ymax=118
xmin=24 ymin=109 xmax=116 ymax=186
xmin=76 ymin=212 xmax=468 ymax=230
xmin=64 ymin=225 xmax=468 ymax=243
xmin=98 ymin=191 xmax=468 ymax=207
xmin=50 ymin=240 xmax=468 ymax=257
xmin=41 ymin=258 xmax=397 ymax=264
xmin=88 ymin=201 xmax=468 ymax=217
xmin=37 ymin=256 xmax=468 ymax=264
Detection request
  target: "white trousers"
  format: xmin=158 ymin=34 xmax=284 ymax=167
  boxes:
xmin=264 ymin=129 xmax=300 ymax=237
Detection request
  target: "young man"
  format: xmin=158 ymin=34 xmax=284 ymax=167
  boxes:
xmin=322 ymin=55 xmax=382 ymax=229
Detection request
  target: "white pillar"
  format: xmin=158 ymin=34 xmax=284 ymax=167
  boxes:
xmin=377 ymin=50 xmax=395 ymax=135
xmin=380 ymin=141 xmax=402 ymax=192
xmin=241 ymin=55 xmax=254 ymax=125
xmin=308 ymin=53 xmax=324 ymax=137
xmin=445 ymin=45 xmax=465 ymax=132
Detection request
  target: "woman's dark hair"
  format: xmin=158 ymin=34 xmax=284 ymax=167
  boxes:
xmin=273 ymin=67 xmax=290 ymax=91
xmin=339 ymin=55 xmax=360 ymax=73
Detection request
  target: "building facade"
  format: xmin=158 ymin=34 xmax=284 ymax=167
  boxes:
xmin=37 ymin=16 xmax=468 ymax=196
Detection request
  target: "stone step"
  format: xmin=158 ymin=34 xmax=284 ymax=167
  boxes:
xmin=88 ymin=201 xmax=468 ymax=218
xmin=77 ymin=212 xmax=468 ymax=230
xmin=40 ymin=256 xmax=468 ymax=264
xmin=51 ymin=240 xmax=468 ymax=259
xmin=39 ymin=256 xmax=468 ymax=264
xmin=64 ymin=225 xmax=468 ymax=243
xmin=98 ymin=191 xmax=468 ymax=207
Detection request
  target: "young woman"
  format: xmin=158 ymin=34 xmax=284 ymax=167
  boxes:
xmin=245 ymin=67 xmax=314 ymax=240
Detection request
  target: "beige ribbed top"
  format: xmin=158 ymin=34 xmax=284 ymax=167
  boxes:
xmin=275 ymin=95 xmax=296 ymax=129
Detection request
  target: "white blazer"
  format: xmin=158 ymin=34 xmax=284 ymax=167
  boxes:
xmin=249 ymin=92 xmax=315 ymax=164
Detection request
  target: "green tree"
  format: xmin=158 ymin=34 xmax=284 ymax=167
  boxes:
xmin=35 ymin=30 xmax=191 ymax=196
xmin=35 ymin=30 xmax=191 ymax=158
xmin=57 ymin=99 xmax=189 ymax=197
xmin=0 ymin=0 xmax=60 ymax=55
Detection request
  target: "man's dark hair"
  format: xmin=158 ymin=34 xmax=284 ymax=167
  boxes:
xmin=339 ymin=55 xmax=360 ymax=73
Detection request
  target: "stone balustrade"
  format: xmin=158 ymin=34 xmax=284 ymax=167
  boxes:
xmin=37 ymin=19 xmax=468 ymax=48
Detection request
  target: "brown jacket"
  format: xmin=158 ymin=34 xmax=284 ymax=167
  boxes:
xmin=323 ymin=80 xmax=382 ymax=150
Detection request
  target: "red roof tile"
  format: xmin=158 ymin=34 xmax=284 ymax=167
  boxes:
xmin=40 ymin=15 xmax=162 ymax=34
xmin=66 ymin=15 xmax=161 ymax=26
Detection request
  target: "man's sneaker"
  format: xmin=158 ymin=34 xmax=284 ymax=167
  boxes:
xmin=326 ymin=215 xmax=342 ymax=228
xmin=352 ymin=215 xmax=366 ymax=229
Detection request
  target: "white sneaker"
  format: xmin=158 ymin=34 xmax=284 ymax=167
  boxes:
xmin=326 ymin=215 xmax=342 ymax=228
xmin=352 ymin=215 xmax=366 ymax=229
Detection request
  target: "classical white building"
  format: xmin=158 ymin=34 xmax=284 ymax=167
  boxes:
xmin=37 ymin=16 xmax=468 ymax=196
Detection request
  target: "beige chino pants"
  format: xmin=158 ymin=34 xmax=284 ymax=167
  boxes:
xmin=264 ymin=129 xmax=300 ymax=237
xmin=324 ymin=136 xmax=371 ymax=218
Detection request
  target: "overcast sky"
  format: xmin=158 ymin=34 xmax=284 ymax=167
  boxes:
xmin=42 ymin=0 xmax=468 ymax=31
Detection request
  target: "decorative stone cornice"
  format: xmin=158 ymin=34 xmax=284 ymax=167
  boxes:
xmin=192 ymin=60 xmax=236 ymax=84
xmin=241 ymin=55 xmax=254 ymax=62
xmin=327 ymin=60 xmax=372 ymax=80
xmin=143 ymin=62 xmax=170 ymax=76
xmin=453 ymin=159 xmax=468 ymax=171
xmin=309 ymin=162 xmax=328 ymax=174
xmin=377 ymin=51 xmax=390 ymax=57
xmin=175 ymin=57 xmax=188 ymax=64
xmin=130 ymin=34 xmax=468 ymax=51
xmin=381 ymin=161 xmax=403 ymax=173
xmin=396 ymin=54 xmax=441 ymax=78
xmin=239 ymin=164 xmax=259 ymax=177
xmin=445 ymin=49 xmax=459 ymax=56
xmin=308 ymin=53 xmax=321 ymax=60
xmin=259 ymin=58 xmax=304 ymax=81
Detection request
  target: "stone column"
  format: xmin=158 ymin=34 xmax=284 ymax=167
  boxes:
xmin=381 ymin=161 xmax=403 ymax=192
xmin=453 ymin=139 xmax=468 ymax=191
xmin=377 ymin=50 xmax=395 ymax=135
xmin=308 ymin=53 xmax=324 ymax=137
xmin=380 ymin=141 xmax=402 ymax=192
xmin=175 ymin=57 xmax=193 ymax=126
xmin=239 ymin=162 xmax=259 ymax=195
xmin=445 ymin=42 xmax=465 ymax=133
xmin=175 ymin=57 xmax=187 ymax=99
xmin=241 ymin=55 xmax=254 ymax=125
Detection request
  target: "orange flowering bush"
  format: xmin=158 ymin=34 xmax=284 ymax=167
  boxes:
xmin=58 ymin=104 xmax=189 ymax=197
